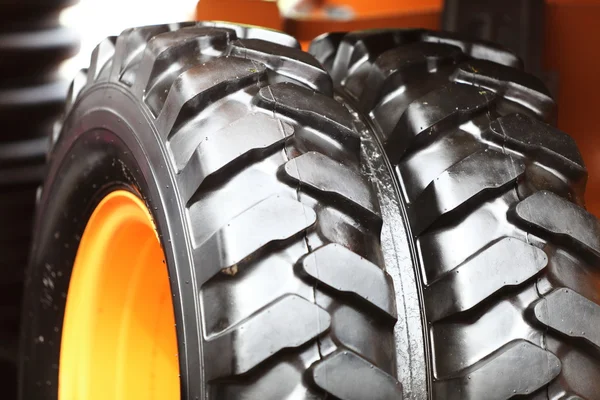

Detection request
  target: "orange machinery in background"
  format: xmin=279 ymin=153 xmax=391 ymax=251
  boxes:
xmin=197 ymin=0 xmax=600 ymax=217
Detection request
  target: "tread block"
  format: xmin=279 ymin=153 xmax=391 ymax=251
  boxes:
xmin=409 ymin=149 xmax=525 ymax=235
xmin=200 ymin=248 xmax=313 ymax=337
xmin=112 ymin=24 xmax=173 ymax=85
xmin=425 ymin=238 xmax=547 ymax=321
xmin=192 ymin=195 xmax=316 ymax=286
xmin=312 ymin=350 xmax=403 ymax=400
xmin=422 ymin=31 xmax=522 ymax=69
xmin=300 ymin=244 xmax=396 ymax=318
xmin=88 ymin=36 xmax=116 ymax=82
xmin=325 ymin=303 xmax=396 ymax=374
xmin=387 ymin=82 xmax=495 ymax=161
xmin=359 ymin=42 xmax=464 ymax=112
xmin=513 ymin=191 xmax=600 ymax=258
xmin=336 ymin=30 xmax=428 ymax=101
xmin=433 ymin=340 xmax=560 ymax=400
xmin=545 ymin=249 xmax=600 ymax=307
xmin=64 ymin=68 xmax=88 ymax=115
xmin=204 ymin=294 xmax=330 ymax=380
xmin=533 ymin=288 xmax=600 ymax=351
xmin=255 ymin=82 xmax=360 ymax=157
xmin=544 ymin=336 xmax=600 ymax=400
xmin=284 ymin=151 xmax=379 ymax=219
xmin=330 ymin=29 xmax=423 ymax=84
xmin=156 ymin=56 xmax=266 ymax=136
xmin=135 ymin=27 xmax=235 ymax=114
xmin=227 ymin=38 xmax=333 ymax=96
xmin=197 ymin=21 xmax=299 ymax=48
xmin=484 ymin=113 xmax=586 ymax=180
xmin=452 ymin=60 xmax=555 ymax=122
xmin=399 ymin=128 xmax=485 ymax=201
xmin=308 ymin=32 xmax=346 ymax=72
xmin=178 ymin=112 xmax=293 ymax=202
xmin=417 ymin=192 xmax=511 ymax=281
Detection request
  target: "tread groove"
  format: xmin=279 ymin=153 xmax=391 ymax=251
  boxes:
xmin=192 ymin=195 xmax=316 ymax=286
xmin=283 ymin=151 xmax=379 ymax=221
xmin=386 ymin=82 xmax=496 ymax=162
xmin=255 ymin=82 xmax=361 ymax=159
xmin=451 ymin=60 xmax=555 ymax=122
xmin=311 ymin=350 xmax=403 ymax=400
xmin=204 ymin=294 xmax=330 ymax=381
xmin=425 ymin=237 xmax=547 ymax=322
xmin=178 ymin=112 xmax=293 ymax=203
xmin=227 ymin=38 xmax=333 ymax=96
xmin=155 ymin=56 xmax=266 ymax=134
xmin=300 ymin=243 xmax=396 ymax=319
xmin=513 ymin=191 xmax=600 ymax=259
xmin=133 ymin=26 xmax=235 ymax=110
xmin=433 ymin=340 xmax=560 ymax=400
xmin=533 ymin=288 xmax=600 ymax=351
xmin=409 ymin=148 xmax=525 ymax=235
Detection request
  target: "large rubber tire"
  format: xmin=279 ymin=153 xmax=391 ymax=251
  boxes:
xmin=19 ymin=22 xmax=600 ymax=400
xmin=309 ymin=30 xmax=600 ymax=399
xmin=20 ymin=22 xmax=402 ymax=400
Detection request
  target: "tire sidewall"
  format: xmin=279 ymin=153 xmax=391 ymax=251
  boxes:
xmin=19 ymin=83 xmax=203 ymax=399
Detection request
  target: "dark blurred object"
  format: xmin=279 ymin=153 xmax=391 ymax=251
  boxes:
xmin=280 ymin=0 xmax=440 ymax=46
xmin=0 ymin=0 xmax=78 ymax=398
xmin=442 ymin=0 xmax=545 ymax=77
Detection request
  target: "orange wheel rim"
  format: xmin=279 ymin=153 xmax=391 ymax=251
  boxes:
xmin=59 ymin=190 xmax=180 ymax=400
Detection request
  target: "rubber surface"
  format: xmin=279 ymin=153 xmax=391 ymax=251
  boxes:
xmin=310 ymin=29 xmax=600 ymax=399
xmin=21 ymin=22 xmax=402 ymax=400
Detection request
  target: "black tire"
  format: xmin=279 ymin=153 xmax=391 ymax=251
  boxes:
xmin=21 ymin=22 xmax=600 ymax=400
xmin=20 ymin=22 xmax=403 ymax=400
xmin=0 ymin=1 xmax=77 ymax=398
xmin=309 ymin=29 xmax=600 ymax=399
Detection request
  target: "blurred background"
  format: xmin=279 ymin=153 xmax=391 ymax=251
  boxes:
xmin=60 ymin=0 xmax=197 ymax=78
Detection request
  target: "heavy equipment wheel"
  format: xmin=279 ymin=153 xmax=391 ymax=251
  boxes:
xmin=20 ymin=23 xmax=600 ymax=400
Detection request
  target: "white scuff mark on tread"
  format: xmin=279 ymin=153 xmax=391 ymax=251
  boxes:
xmin=41 ymin=263 xmax=55 ymax=308
xmin=42 ymin=277 xmax=55 ymax=290
xmin=221 ymin=264 xmax=238 ymax=276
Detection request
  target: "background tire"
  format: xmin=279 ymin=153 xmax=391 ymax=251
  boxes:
xmin=20 ymin=22 xmax=402 ymax=400
xmin=310 ymin=29 xmax=600 ymax=399
xmin=0 ymin=0 xmax=78 ymax=398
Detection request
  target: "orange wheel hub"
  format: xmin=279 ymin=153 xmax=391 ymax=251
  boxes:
xmin=59 ymin=190 xmax=180 ymax=400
